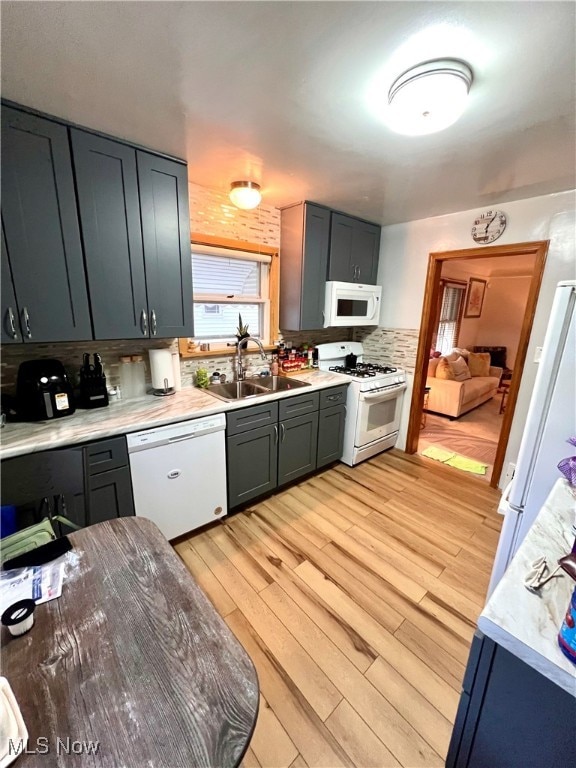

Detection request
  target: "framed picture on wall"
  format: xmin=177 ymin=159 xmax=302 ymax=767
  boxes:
xmin=464 ymin=278 xmax=487 ymax=318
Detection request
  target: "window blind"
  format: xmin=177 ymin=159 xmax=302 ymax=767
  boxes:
xmin=436 ymin=282 xmax=466 ymax=354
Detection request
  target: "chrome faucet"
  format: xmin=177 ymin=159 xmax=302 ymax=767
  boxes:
xmin=236 ymin=336 xmax=267 ymax=380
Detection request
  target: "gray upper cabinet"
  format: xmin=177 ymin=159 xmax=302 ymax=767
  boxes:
xmin=137 ymin=152 xmax=194 ymax=338
xmin=280 ymin=202 xmax=330 ymax=331
xmin=1 ymin=107 xmax=92 ymax=342
xmin=328 ymin=212 xmax=380 ymax=284
xmin=1 ymin=226 xmax=21 ymax=344
xmin=71 ymin=131 xmax=149 ymax=340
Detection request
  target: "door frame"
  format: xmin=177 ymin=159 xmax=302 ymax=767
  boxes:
xmin=406 ymin=240 xmax=549 ymax=487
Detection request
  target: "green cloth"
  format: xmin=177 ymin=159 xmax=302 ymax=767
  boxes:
xmin=422 ymin=446 xmax=487 ymax=475
xmin=422 ymin=446 xmax=456 ymax=462
xmin=445 ymin=454 xmax=487 ymax=475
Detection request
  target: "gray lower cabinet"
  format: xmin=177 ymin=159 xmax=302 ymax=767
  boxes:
xmin=0 ymin=436 xmax=134 ymax=532
xmin=227 ymin=424 xmax=279 ymax=508
xmin=278 ymin=411 xmax=319 ymax=487
xmin=317 ymin=405 xmax=346 ymax=468
xmin=1 ymin=107 xmax=92 ymax=342
xmin=226 ymin=386 xmax=347 ymax=509
xmin=71 ymin=130 xmax=149 ymax=340
xmin=447 ymin=631 xmax=575 ymax=768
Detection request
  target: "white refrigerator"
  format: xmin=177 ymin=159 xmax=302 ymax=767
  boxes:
xmin=488 ymin=280 xmax=576 ymax=596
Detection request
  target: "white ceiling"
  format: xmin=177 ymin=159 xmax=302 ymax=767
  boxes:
xmin=2 ymin=1 xmax=575 ymax=225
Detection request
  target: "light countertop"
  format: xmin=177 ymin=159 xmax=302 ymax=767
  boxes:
xmin=0 ymin=370 xmax=348 ymax=460
xmin=478 ymin=478 xmax=576 ymax=697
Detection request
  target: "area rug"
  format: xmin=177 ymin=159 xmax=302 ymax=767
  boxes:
xmin=421 ymin=446 xmax=488 ymax=475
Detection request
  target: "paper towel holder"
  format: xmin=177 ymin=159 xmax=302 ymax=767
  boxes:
xmin=153 ymin=377 xmax=175 ymax=397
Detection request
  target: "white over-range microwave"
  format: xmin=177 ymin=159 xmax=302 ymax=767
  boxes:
xmin=324 ymin=281 xmax=382 ymax=327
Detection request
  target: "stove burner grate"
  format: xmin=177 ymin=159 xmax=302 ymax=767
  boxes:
xmin=329 ymin=362 xmax=398 ymax=379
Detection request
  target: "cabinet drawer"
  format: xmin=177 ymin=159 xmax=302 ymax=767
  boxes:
xmin=319 ymin=385 xmax=348 ymax=409
xmin=85 ymin=436 xmax=129 ymax=475
xmin=278 ymin=391 xmax=319 ymax=420
xmin=227 ymin=401 xmax=279 ymax=436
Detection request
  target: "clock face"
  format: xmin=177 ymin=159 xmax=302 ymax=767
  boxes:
xmin=471 ymin=210 xmax=507 ymax=244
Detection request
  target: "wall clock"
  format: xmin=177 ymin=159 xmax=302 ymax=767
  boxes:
xmin=471 ymin=210 xmax=507 ymax=244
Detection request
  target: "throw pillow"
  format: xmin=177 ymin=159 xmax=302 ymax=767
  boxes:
xmin=468 ymin=352 xmax=491 ymax=377
xmin=453 ymin=347 xmax=471 ymax=359
xmin=436 ymin=357 xmax=455 ymax=380
xmin=449 ymin=355 xmax=472 ymax=382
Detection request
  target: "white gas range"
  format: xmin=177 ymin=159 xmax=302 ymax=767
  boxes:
xmin=316 ymin=342 xmax=407 ymax=466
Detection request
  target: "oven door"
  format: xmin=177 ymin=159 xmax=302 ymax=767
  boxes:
xmin=356 ymin=384 xmax=406 ymax=447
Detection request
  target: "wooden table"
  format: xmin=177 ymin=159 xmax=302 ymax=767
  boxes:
xmin=1 ymin=518 xmax=259 ymax=767
xmin=499 ymin=380 xmax=511 ymax=414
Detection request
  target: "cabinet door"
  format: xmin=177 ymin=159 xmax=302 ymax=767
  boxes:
xmin=137 ymin=152 xmax=194 ymax=338
xmin=227 ymin=425 xmax=278 ymax=508
xmin=354 ymin=220 xmax=380 ymax=285
xmin=301 ymin=204 xmax=330 ymax=329
xmin=328 ymin=212 xmax=355 ymax=282
xmin=317 ymin=405 xmax=346 ymax=468
xmin=1 ymin=226 xmax=21 ymax=343
xmin=86 ymin=466 xmax=135 ymax=525
xmin=1 ymin=107 xmax=92 ymax=342
xmin=71 ymin=130 xmax=149 ymax=340
xmin=278 ymin=412 xmax=319 ymax=487
xmin=280 ymin=202 xmax=330 ymax=331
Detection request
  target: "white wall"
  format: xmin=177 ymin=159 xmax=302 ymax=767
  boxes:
xmin=475 ymin=276 xmax=532 ymax=368
xmin=377 ymin=190 xmax=576 ymax=487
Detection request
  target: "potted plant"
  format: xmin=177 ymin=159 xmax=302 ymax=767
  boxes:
xmin=236 ymin=313 xmax=250 ymax=343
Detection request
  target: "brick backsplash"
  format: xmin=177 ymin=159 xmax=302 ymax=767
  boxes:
xmin=189 ymin=182 xmax=280 ymax=247
xmin=354 ymin=326 xmax=420 ymax=372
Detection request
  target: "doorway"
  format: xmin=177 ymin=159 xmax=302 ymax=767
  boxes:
xmin=406 ymin=241 xmax=549 ymax=487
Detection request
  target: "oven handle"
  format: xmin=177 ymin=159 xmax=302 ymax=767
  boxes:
xmin=360 ymin=383 xmax=406 ymax=402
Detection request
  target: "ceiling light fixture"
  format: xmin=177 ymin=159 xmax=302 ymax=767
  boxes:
xmin=229 ymin=181 xmax=262 ymax=210
xmin=387 ymin=58 xmax=473 ymax=136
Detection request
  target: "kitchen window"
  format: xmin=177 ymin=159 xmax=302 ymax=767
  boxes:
xmin=191 ymin=243 xmax=271 ymax=346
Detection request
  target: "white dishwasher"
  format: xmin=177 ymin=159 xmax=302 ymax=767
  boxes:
xmin=126 ymin=414 xmax=227 ymax=540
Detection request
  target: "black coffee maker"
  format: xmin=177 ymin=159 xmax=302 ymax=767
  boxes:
xmin=16 ymin=359 xmax=76 ymax=421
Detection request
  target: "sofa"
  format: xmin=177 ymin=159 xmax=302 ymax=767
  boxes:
xmin=425 ymin=350 xmax=502 ymax=419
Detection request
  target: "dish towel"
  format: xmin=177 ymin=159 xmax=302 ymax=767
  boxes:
xmin=422 ymin=446 xmax=488 ymax=475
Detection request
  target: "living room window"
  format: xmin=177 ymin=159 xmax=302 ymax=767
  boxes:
xmin=191 ymin=244 xmax=271 ymax=346
xmin=435 ymin=281 xmax=466 ymax=354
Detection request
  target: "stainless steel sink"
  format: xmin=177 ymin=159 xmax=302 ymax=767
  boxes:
xmin=206 ymin=380 xmax=270 ymax=402
xmin=245 ymin=375 xmax=310 ymax=392
xmin=205 ymin=375 xmax=310 ymax=402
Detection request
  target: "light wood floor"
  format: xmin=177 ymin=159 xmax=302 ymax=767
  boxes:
xmin=175 ymin=449 xmax=501 ymax=768
xmin=418 ymin=397 xmax=504 ymax=482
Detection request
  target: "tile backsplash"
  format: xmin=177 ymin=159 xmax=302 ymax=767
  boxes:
xmin=0 ymin=327 xmax=353 ymax=394
xmin=353 ymin=326 xmax=420 ymax=373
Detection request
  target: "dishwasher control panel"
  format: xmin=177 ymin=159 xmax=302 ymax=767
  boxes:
xmin=126 ymin=413 xmax=226 ymax=453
